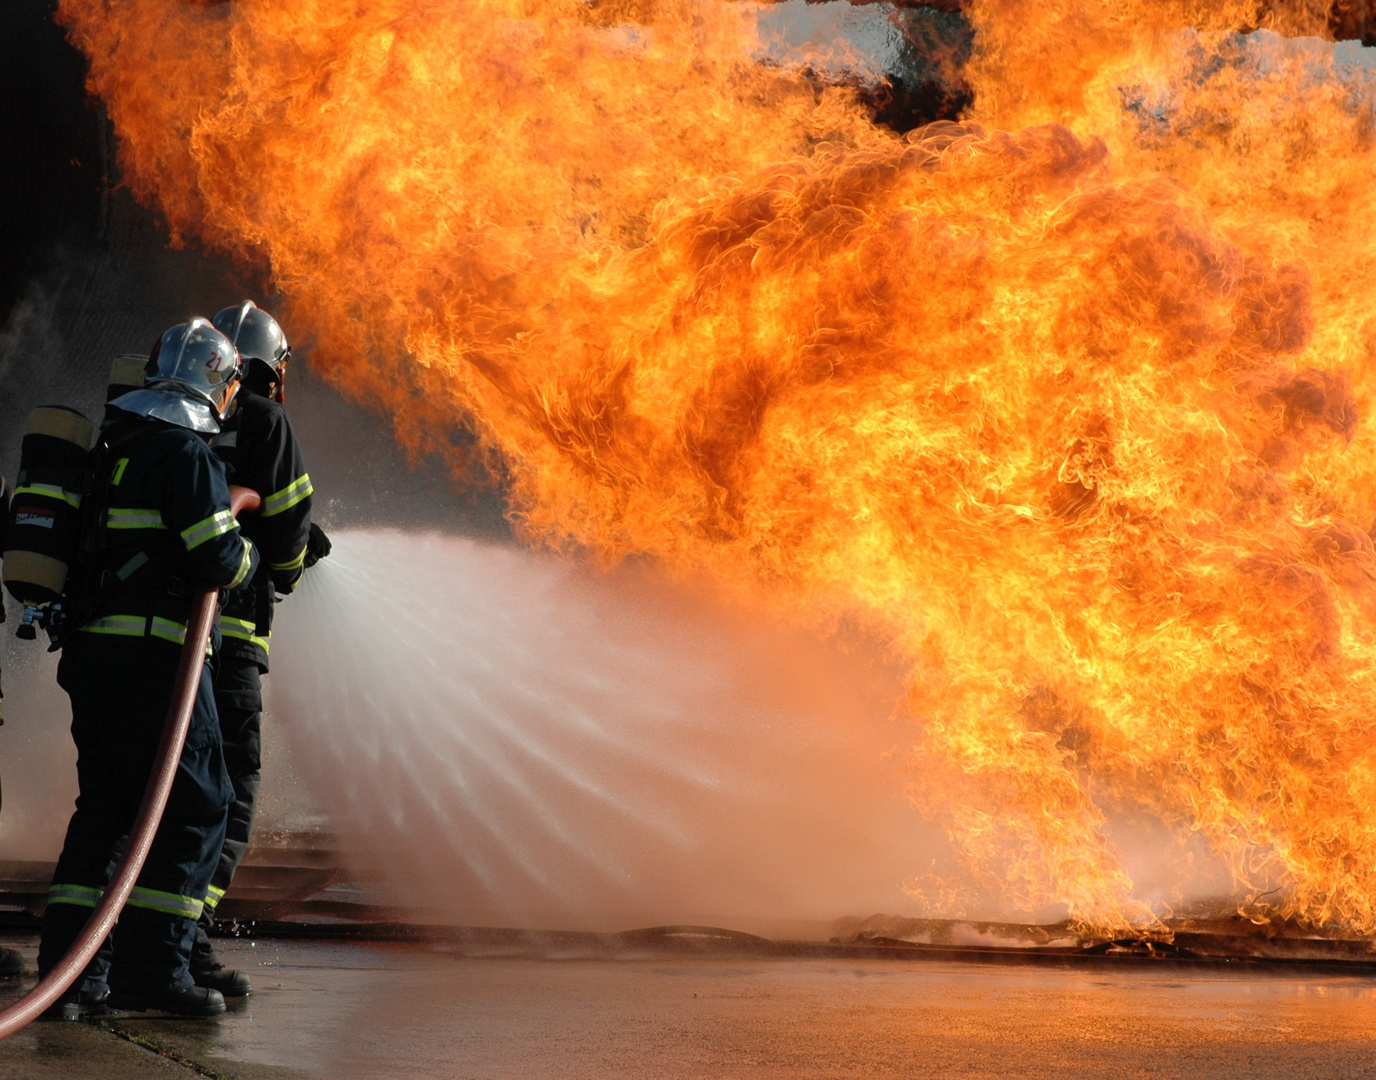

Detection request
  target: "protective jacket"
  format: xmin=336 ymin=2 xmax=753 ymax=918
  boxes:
xmin=210 ymin=392 xmax=311 ymax=671
xmin=81 ymin=411 xmax=257 ymax=642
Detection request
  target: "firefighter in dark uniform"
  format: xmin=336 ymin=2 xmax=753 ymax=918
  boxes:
xmin=38 ymin=318 xmax=255 ymax=1019
xmin=188 ymin=300 xmax=324 ymax=997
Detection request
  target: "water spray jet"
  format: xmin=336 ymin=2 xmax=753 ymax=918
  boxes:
xmin=268 ymin=528 xmax=950 ymax=932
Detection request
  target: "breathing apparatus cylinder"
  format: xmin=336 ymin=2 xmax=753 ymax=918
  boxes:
xmin=3 ymin=406 xmax=93 ymax=637
xmin=107 ymin=354 xmax=149 ymax=402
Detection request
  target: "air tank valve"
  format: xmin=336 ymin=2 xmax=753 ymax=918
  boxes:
xmin=15 ymin=605 xmax=40 ymax=640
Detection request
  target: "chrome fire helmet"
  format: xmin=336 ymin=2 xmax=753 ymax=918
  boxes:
xmin=110 ymin=318 xmax=242 ymax=434
xmin=212 ymin=300 xmax=290 ymax=403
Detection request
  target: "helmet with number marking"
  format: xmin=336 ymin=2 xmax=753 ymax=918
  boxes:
xmin=109 ymin=318 xmax=242 ymax=433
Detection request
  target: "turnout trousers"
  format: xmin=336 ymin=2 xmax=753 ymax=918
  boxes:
xmin=192 ymin=655 xmax=262 ymax=965
xmin=37 ymin=631 xmax=233 ymax=996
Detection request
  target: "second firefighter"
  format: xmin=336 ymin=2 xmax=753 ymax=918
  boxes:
xmin=192 ymin=300 xmax=323 ymax=996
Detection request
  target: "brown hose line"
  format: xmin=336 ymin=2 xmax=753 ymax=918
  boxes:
xmin=0 ymin=485 xmax=261 ymax=1036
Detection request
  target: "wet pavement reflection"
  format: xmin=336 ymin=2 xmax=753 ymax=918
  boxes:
xmin=2 ymin=932 xmax=1375 ymax=1078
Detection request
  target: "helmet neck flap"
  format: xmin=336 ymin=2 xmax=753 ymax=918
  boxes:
xmin=109 ymin=384 xmax=223 ymax=434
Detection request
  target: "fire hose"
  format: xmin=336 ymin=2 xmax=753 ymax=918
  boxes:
xmin=0 ymin=485 xmax=261 ymax=1038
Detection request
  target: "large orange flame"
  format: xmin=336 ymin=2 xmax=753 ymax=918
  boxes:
xmin=56 ymin=0 xmax=1376 ymax=931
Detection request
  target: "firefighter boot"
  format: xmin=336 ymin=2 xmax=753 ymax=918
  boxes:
xmin=108 ymin=985 xmax=226 ymax=1017
xmin=38 ymin=989 xmax=111 ymax=1021
xmin=191 ymin=960 xmax=252 ymax=997
xmin=192 ymin=918 xmax=252 ymax=996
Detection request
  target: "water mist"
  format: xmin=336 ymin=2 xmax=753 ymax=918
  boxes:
xmin=270 ymin=530 xmax=954 ymax=933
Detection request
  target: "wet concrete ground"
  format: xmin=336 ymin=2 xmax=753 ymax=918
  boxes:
xmin=2 ymin=932 xmax=1376 ymax=1079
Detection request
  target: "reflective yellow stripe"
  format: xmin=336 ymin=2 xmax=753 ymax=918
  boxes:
xmin=107 ymin=507 xmax=167 ymax=530
xmin=270 ymin=544 xmax=308 ymax=574
xmin=81 ymin=614 xmax=196 ymax=649
xmin=203 ymin=884 xmax=227 ymax=912
xmin=219 ymin=615 xmax=271 ymax=653
xmin=181 ymin=508 xmax=236 ymax=551
xmin=81 ymin=615 xmax=149 ymax=637
xmin=127 ymin=886 xmax=203 ymax=920
xmin=14 ymin=483 xmax=81 ymax=508
xmin=111 ymin=457 xmax=129 ymax=486
xmin=262 ymin=474 xmax=312 ymax=518
xmin=149 ymin=617 xmax=188 ymax=646
xmin=48 ymin=883 xmax=103 ymax=908
xmin=226 ymin=538 xmax=255 ymax=589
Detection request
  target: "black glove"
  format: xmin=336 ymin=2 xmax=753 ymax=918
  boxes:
xmin=304 ymin=522 xmax=332 ymax=568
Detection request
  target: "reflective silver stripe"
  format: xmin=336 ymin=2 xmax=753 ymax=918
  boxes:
xmin=14 ymin=483 xmax=81 ymax=508
xmin=220 ymin=616 xmax=270 ymax=653
xmin=203 ymin=884 xmax=227 ymax=912
xmin=107 ymin=508 xmax=167 ymax=530
xmin=149 ymin=617 xmax=188 ymax=646
xmin=262 ymin=474 xmax=312 ymax=518
xmin=226 ymin=538 xmax=255 ymax=589
xmin=48 ymin=883 xmax=103 ymax=908
xmin=181 ymin=508 xmax=236 ymax=551
xmin=81 ymin=614 xmax=194 ymax=647
xmin=270 ymin=545 xmax=308 ymax=573
xmin=127 ymin=886 xmax=203 ymax=920
xmin=81 ymin=615 xmax=148 ymax=637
